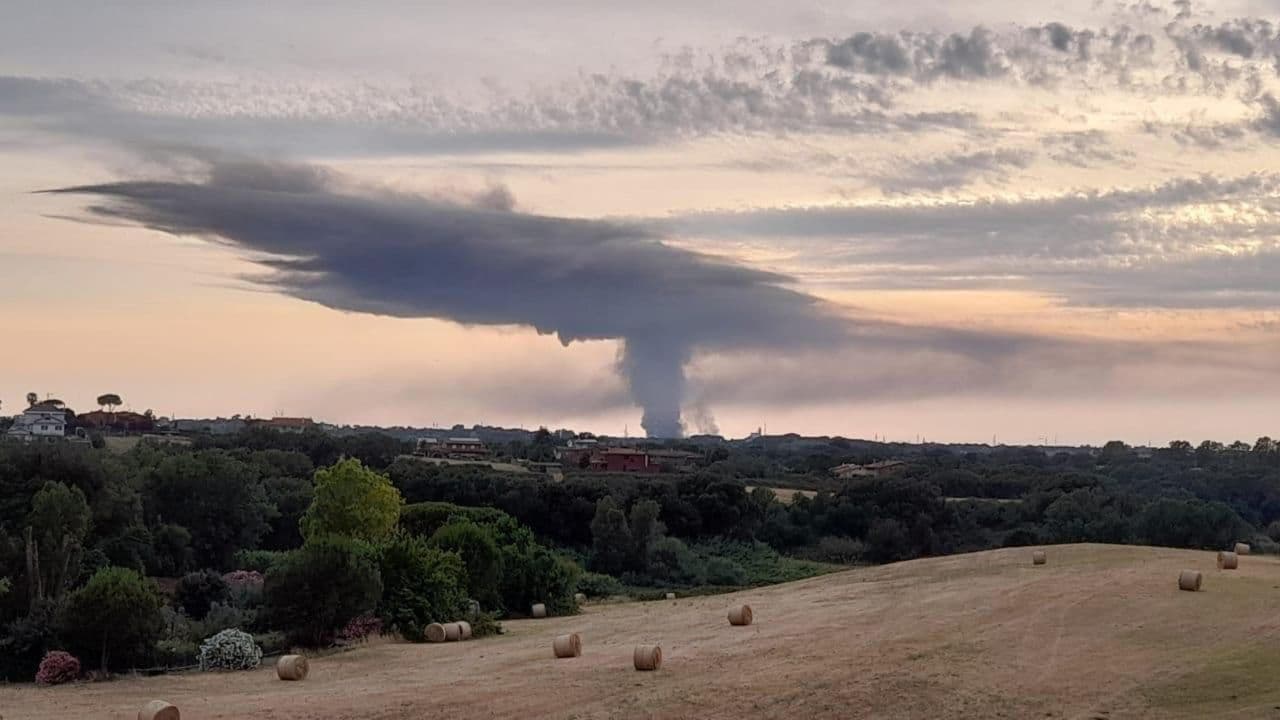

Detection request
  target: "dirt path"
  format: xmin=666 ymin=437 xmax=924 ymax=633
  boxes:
xmin=6 ymin=544 xmax=1280 ymax=719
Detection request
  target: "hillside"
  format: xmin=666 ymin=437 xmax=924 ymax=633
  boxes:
xmin=6 ymin=544 xmax=1280 ymax=719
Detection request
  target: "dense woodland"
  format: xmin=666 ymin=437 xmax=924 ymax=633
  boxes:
xmin=1 ymin=427 xmax=1278 ymax=682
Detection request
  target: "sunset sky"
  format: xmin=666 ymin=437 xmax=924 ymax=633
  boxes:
xmin=2 ymin=0 xmax=1279 ymax=443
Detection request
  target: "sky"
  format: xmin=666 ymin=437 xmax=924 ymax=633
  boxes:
xmin=2 ymin=0 xmax=1279 ymax=444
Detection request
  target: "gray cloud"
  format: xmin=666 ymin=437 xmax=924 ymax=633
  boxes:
xmin=667 ymin=173 xmax=1280 ymax=309
xmin=6 ymin=12 xmax=1280 ymax=158
xmin=872 ymin=148 xmax=1035 ymax=193
xmin=1040 ymin=130 xmax=1133 ymax=167
xmin=47 ymin=157 xmax=852 ymax=437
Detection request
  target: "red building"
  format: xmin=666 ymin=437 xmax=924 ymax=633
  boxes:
xmin=558 ymin=447 xmax=660 ymax=473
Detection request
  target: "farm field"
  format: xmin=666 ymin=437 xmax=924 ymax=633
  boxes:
xmin=6 ymin=544 xmax=1280 ymax=720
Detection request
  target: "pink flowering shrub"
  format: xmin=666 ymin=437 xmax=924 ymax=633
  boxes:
xmin=222 ymin=570 xmax=264 ymax=589
xmin=222 ymin=570 xmax=265 ymax=606
xmin=35 ymin=651 xmax=80 ymax=686
xmin=338 ymin=614 xmax=382 ymax=643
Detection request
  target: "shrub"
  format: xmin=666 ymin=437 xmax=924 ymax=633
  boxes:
xmin=377 ymin=532 xmax=467 ymax=642
xmin=501 ymin=546 xmax=580 ymax=616
xmin=60 ymin=566 xmax=164 ymax=672
xmin=175 ymin=570 xmax=231 ymax=619
xmin=576 ymin=572 xmax=624 ymax=598
xmin=198 ymin=629 xmax=263 ymax=671
xmin=338 ymin=614 xmax=382 ymax=643
xmin=0 ymin=600 xmax=61 ymax=681
xmin=704 ymin=557 xmax=747 ymax=586
xmin=233 ymin=549 xmax=287 ymax=574
xmin=808 ymin=535 xmax=865 ymax=564
xmin=191 ymin=602 xmax=258 ymax=640
xmin=265 ymin=537 xmax=383 ymax=647
xmin=430 ymin=520 xmax=502 ymax=609
xmin=222 ymin=570 xmax=265 ymax=608
xmin=255 ymin=631 xmax=289 ymax=656
xmin=35 ymin=650 xmax=80 ymax=685
xmin=646 ymin=537 xmax=704 ymax=586
xmin=399 ymin=502 xmax=510 ymax=538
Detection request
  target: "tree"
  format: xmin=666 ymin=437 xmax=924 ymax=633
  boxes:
xmin=60 ymin=567 xmax=163 ymax=672
xmin=25 ymin=482 xmax=92 ymax=603
xmin=26 ymin=392 xmax=38 ymax=408
xmin=429 ymin=521 xmax=502 ymax=609
xmin=96 ymin=394 xmax=123 ymax=414
xmin=628 ymin=500 xmax=664 ymax=572
xmin=264 ymin=537 xmax=383 ymax=647
xmin=589 ymin=496 xmax=631 ymax=576
xmin=145 ymin=452 xmax=274 ymax=569
xmin=301 ymin=459 xmax=402 ymax=543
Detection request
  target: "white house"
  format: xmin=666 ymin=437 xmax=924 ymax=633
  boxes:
xmin=5 ymin=403 xmax=67 ymax=443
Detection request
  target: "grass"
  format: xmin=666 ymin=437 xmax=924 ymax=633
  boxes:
xmin=690 ymin=540 xmax=841 ymax=586
xmin=1143 ymin=643 xmax=1280 ymax=716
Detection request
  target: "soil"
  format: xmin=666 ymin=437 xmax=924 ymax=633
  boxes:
xmin=6 ymin=543 xmax=1280 ymax=719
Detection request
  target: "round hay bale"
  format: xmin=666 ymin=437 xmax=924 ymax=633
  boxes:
xmin=574 ymin=592 xmax=587 ymax=604
xmin=665 ymin=592 xmax=676 ymax=600
xmin=443 ymin=622 xmax=462 ymax=641
xmin=276 ymin=654 xmax=309 ymax=681
xmin=1235 ymin=542 xmax=1251 ymax=556
xmin=553 ymin=633 xmax=582 ymax=659
xmin=425 ymin=622 xmax=448 ymax=643
xmin=138 ymin=700 xmax=179 ymax=720
xmin=1218 ymin=551 xmax=1239 ymax=570
xmin=633 ymin=644 xmax=662 ymax=671
xmin=531 ymin=603 xmax=548 ymax=618
xmin=1032 ymin=550 xmax=1047 ymax=566
xmin=455 ymin=621 xmax=472 ymax=640
xmin=1178 ymin=569 xmax=1203 ymax=591
xmin=728 ymin=605 xmax=753 ymax=626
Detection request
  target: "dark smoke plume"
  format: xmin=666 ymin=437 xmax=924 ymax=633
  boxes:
xmin=48 ymin=158 xmax=845 ymax=437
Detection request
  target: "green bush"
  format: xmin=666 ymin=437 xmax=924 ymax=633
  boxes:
xmin=400 ymin=502 xmax=510 ymax=538
xmin=576 ymin=572 xmax=624 ymax=598
xmin=502 ymin=546 xmax=580 ymax=616
xmin=0 ymin=600 xmax=61 ymax=681
xmin=175 ymin=569 xmax=231 ymax=619
xmin=704 ymin=557 xmax=747 ymax=586
xmin=430 ymin=521 xmax=502 ymax=609
xmin=644 ymin=537 xmax=704 ymax=586
xmin=233 ymin=549 xmax=288 ymax=574
xmin=806 ymin=535 xmax=865 ymax=564
xmin=60 ymin=567 xmax=164 ymax=672
xmin=377 ymin=532 xmax=468 ymax=642
xmin=191 ymin=602 xmax=259 ymax=639
xmin=265 ymin=537 xmax=383 ymax=647
xmin=255 ymin=631 xmax=289 ymax=656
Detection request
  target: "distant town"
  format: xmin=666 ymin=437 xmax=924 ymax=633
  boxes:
xmin=3 ymin=391 xmax=1124 ymax=483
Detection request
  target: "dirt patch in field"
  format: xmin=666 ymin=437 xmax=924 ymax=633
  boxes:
xmin=6 ymin=544 xmax=1280 ymax=719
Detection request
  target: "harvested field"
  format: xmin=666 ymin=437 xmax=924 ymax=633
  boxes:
xmin=6 ymin=544 xmax=1280 ymax=719
xmin=744 ymin=486 xmax=817 ymax=504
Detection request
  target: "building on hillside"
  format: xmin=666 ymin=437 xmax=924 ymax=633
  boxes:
xmin=78 ymin=410 xmax=155 ymax=434
xmin=830 ymin=459 xmax=908 ymax=480
xmin=646 ymin=449 xmax=700 ymax=472
xmin=414 ymin=437 xmax=442 ymax=456
xmin=171 ymin=417 xmax=247 ymax=435
xmin=602 ymin=448 xmax=657 ymax=473
xmin=256 ymin=417 xmax=314 ymax=433
xmin=5 ymin=403 xmax=68 ymax=444
xmin=442 ymin=437 xmax=489 ymax=459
